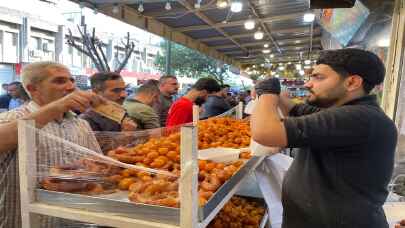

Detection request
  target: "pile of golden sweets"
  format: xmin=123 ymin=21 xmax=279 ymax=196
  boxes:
xmin=42 ymin=117 xmax=253 ymax=208
xmin=107 ymin=117 xmax=252 ymax=207
xmin=208 ymin=196 xmax=266 ymax=228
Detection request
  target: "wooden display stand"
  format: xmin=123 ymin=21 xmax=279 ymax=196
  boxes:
xmin=17 ymin=102 xmax=258 ymax=228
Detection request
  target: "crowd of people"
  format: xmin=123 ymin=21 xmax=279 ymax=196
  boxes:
xmin=0 ymin=48 xmax=404 ymax=228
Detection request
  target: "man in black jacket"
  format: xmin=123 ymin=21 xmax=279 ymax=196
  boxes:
xmin=251 ymin=49 xmax=397 ymax=228
xmin=201 ymin=84 xmax=231 ymax=119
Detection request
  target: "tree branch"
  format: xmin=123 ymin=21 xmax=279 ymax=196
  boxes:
xmin=96 ymin=42 xmax=110 ymax=72
xmin=88 ymin=27 xmax=107 ymax=72
xmin=115 ymin=32 xmax=134 ymax=73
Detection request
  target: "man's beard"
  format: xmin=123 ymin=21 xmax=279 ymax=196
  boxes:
xmin=117 ymin=98 xmax=125 ymax=105
xmin=194 ymin=97 xmax=206 ymax=106
xmin=306 ymin=88 xmax=345 ymax=108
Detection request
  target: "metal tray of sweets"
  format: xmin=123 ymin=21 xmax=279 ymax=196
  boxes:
xmin=36 ymin=156 xmax=265 ymax=225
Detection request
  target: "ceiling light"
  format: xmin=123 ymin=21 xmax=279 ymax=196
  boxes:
xmin=252 ymin=65 xmax=256 ymax=68
xmin=165 ymin=1 xmax=172 ymax=10
xmin=260 ymin=63 xmax=264 ymax=67
xmin=270 ymin=54 xmax=274 ymax=58
xmin=217 ymin=0 xmax=228 ymax=8
xmin=262 ymin=49 xmax=270 ymax=54
xmin=304 ymin=13 xmax=315 ymax=22
xmin=304 ymin=65 xmax=311 ymax=69
xmin=287 ymin=62 xmax=292 ymax=65
xmin=299 ymin=70 xmax=305 ymax=75
xmin=295 ymin=40 xmax=301 ymax=44
xmin=112 ymin=4 xmax=119 ymax=14
xmin=296 ymin=64 xmax=302 ymax=70
xmin=275 ymin=74 xmax=279 ymax=78
xmin=278 ymin=66 xmax=285 ymax=71
xmin=195 ymin=0 xmax=202 ymax=8
xmin=263 ymin=43 xmax=269 ymax=48
xmin=377 ymin=38 xmax=390 ymax=47
xmin=244 ymin=16 xmax=255 ymax=30
xmin=254 ymin=28 xmax=264 ymax=40
xmin=138 ymin=3 xmax=144 ymax=12
xmin=230 ymin=1 xmax=242 ymax=13
xmin=304 ymin=59 xmax=311 ymax=65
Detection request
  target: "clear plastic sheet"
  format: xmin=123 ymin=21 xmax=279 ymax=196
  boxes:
xmin=31 ymin=124 xmax=180 ymax=210
xmin=25 ymin=114 xmax=254 ymax=225
xmin=216 ymin=105 xmax=239 ymax=118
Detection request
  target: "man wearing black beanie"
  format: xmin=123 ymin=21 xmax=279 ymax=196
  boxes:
xmin=251 ymin=48 xmax=397 ymax=228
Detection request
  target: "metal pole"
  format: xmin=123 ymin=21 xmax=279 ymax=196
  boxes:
xmin=165 ymin=38 xmax=172 ymax=75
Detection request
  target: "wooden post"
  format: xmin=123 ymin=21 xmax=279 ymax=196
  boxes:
xmin=381 ymin=0 xmax=405 ymax=119
xmin=192 ymin=105 xmax=200 ymax=126
xmin=236 ymin=101 xmax=243 ymax=119
xmin=18 ymin=120 xmax=40 ymax=228
xmin=180 ymin=125 xmax=199 ymax=228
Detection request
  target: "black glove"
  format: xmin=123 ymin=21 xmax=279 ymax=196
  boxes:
xmin=255 ymin=78 xmax=281 ymax=96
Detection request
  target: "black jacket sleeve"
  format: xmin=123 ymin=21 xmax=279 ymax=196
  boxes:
xmin=289 ymin=104 xmax=322 ymax=117
xmin=284 ymin=105 xmax=373 ymax=148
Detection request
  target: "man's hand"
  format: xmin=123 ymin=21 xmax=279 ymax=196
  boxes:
xmin=51 ymin=90 xmax=105 ymax=114
xmin=255 ymin=78 xmax=281 ymax=96
xmin=121 ymin=117 xmax=137 ymax=131
xmin=395 ymin=219 xmax=405 ymax=228
xmin=279 ymin=91 xmax=295 ymax=116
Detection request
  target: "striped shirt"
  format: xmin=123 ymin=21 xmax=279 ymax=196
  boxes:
xmin=0 ymin=101 xmax=101 ymax=228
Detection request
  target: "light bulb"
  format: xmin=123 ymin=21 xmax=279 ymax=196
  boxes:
xmin=138 ymin=3 xmax=144 ymax=12
xmin=217 ymin=0 xmax=228 ymax=8
xmin=112 ymin=4 xmax=119 ymax=14
xmin=244 ymin=18 xmax=255 ymax=30
xmin=304 ymin=59 xmax=311 ymax=65
xmin=254 ymin=30 xmax=264 ymax=40
xmin=303 ymin=13 xmax=315 ymax=22
xmin=262 ymin=49 xmax=270 ymax=54
xmin=269 ymin=54 xmax=274 ymax=58
xmin=165 ymin=1 xmax=172 ymax=10
xmin=230 ymin=1 xmax=242 ymax=13
xmin=263 ymin=43 xmax=269 ymax=48
xmin=377 ymin=38 xmax=390 ymax=47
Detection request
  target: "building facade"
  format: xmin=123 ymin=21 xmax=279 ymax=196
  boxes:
xmin=0 ymin=2 xmax=162 ymax=92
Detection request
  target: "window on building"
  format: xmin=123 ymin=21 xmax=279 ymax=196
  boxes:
xmin=147 ymin=58 xmax=153 ymax=68
xmin=43 ymin=39 xmax=54 ymax=52
xmin=0 ymin=31 xmax=3 ymax=61
xmin=3 ymin=32 xmax=18 ymax=62
xmin=30 ymin=36 xmax=41 ymax=50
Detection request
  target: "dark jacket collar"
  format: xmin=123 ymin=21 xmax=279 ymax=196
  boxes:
xmin=343 ymin=95 xmax=378 ymax=107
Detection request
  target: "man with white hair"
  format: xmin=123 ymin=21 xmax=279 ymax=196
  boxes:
xmin=0 ymin=61 xmax=104 ymax=228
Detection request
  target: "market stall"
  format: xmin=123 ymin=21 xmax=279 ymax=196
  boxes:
xmin=18 ymin=103 xmax=272 ymax=228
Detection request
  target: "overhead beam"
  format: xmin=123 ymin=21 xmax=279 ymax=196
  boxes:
xmin=86 ymin=3 xmax=240 ymax=66
xmin=225 ymin=45 xmax=322 ymax=55
xmin=144 ymin=1 xmax=307 ymax=17
xmin=199 ymin=26 xmax=322 ymax=42
xmin=173 ymin=12 xmax=310 ymax=32
xmin=215 ymin=37 xmax=322 ymax=49
xmin=175 ymin=0 xmax=248 ymax=53
xmin=238 ymin=52 xmax=321 ymax=63
xmin=247 ymin=0 xmax=281 ymax=53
